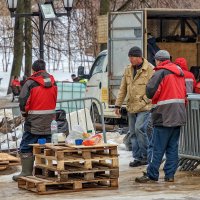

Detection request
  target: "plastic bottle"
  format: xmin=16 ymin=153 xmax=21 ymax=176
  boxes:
xmin=51 ymin=119 xmax=58 ymax=144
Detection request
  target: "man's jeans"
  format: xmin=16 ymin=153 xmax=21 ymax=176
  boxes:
xmin=20 ymin=131 xmax=51 ymax=154
xmin=128 ymin=111 xmax=150 ymax=162
xmin=147 ymin=126 xmax=180 ymax=180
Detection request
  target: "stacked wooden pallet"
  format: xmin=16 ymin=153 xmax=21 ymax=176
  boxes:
xmin=18 ymin=143 xmax=119 ymax=194
xmin=0 ymin=153 xmax=20 ymax=170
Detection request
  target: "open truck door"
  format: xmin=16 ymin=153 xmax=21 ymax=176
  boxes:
xmin=108 ymin=11 xmax=145 ymax=105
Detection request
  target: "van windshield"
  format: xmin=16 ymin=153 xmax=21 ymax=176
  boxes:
xmin=90 ymin=55 xmax=106 ymax=76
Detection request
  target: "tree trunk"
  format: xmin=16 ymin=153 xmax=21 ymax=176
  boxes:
xmin=100 ymin=0 xmax=109 ymax=15
xmin=67 ymin=17 xmax=72 ymax=73
xmin=7 ymin=0 xmax=24 ymax=94
xmin=24 ymin=0 xmax=32 ymax=77
xmin=10 ymin=0 xmax=24 ymax=78
xmin=100 ymin=0 xmax=109 ymax=51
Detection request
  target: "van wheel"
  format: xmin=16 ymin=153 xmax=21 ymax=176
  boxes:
xmin=90 ymin=104 xmax=101 ymax=123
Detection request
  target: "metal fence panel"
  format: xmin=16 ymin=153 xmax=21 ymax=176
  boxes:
xmin=179 ymin=94 xmax=200 ymax=159
xmin=0 ymin=105 xmax=23 ymax=154
xmin=0 ymin=97 xmax=106 ymax=153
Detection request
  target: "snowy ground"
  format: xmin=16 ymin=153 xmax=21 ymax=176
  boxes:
xmin=1 ymin=148 xmax=200 ymax=200
xmin=0 ymin=68 xmax=74 ymax=97
xmin=1 ymin=133 xmax=200 ymax=200
xmin=2 ymin=64 xmax=200 ymax=199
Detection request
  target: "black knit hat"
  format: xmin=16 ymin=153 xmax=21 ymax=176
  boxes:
xmin=32 ymin=59 xmax=46 ymax=72
xmin=128 ymin=46 xmax=142 ymax=57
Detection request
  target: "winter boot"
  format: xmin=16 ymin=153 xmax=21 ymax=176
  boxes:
xmin=12 ymin=154 xmax=34 ymax=182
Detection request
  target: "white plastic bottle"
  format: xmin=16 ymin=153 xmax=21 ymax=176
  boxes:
xmin=51 ymin=119 xmax=58 ymax=144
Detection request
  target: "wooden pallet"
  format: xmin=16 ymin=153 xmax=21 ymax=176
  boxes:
xmin=0 ymin=153 xmax=20 ymax=170
xmin=18 ymin=176 xmax=118 ymax=194
xmin=34 ymin=165 xmax=119 ymax=182
xmin=32 ymin=143 xmax=119 ymax=171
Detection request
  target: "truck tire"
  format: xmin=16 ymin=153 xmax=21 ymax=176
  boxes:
xmin=90 ymin=104 xmax=101 ymax=123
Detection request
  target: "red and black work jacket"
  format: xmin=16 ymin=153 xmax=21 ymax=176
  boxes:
xmin=19 ymin=70 xmax=57 ymax=135
xmin=146 ymin=60 xmax=187 ymax=127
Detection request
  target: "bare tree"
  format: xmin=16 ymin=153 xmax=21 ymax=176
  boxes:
xmin=10 ymin=0 xmax=24 ymax=78
xmin=24 ymin=0 xmax=32 ymax=77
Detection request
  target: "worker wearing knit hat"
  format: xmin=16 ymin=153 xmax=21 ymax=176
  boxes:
xmin=128 ymin=46 xmax=143 ymax=57
xmin=32 ymin=59 xmax=46 ymax=72
xmin=154 ymin=50 xmax=170 ymax=61
xmin=115 ymin=45 xmax=154 ymax=168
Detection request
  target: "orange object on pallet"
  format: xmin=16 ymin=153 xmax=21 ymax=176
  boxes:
xmin=82 ymin=134 xmax=102 ymax=146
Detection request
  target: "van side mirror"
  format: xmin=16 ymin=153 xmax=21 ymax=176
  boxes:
xmin=78 ymin=66 xmax=90 ymax=79
xmin=78 ymin=66 xmax=85 ymax=77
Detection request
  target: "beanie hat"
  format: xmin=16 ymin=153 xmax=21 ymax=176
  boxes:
xmin=32 ymin=59 xmax=46 ymax=72
xmin=154 ymin=50 xmax=170 ymax=61
xmin=128 ymin=46 xmax=142 ymax=57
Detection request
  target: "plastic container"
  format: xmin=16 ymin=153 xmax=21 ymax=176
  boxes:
xmin=57 ymin=133 xmax=66 ymax=143
xmin=51 ymin=119 xmax=58 ymax=144
xmin=75 ymin=139 xmax=83 ymax=145
xmin=38 ymin=138 xmax=46 ymax=145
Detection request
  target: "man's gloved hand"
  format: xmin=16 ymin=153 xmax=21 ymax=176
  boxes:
xmin=115 ymin=107 xmax=121 ymax=115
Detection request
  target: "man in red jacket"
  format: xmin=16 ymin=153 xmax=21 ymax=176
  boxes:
xmin=135 ymin=50 xmax=186 ymax=183
xmin=175 ymin=57 xmax=196 ymax=93
xmin=11 ymin=76 xmax=21 ymax=96
xmin=13 ymin=59 xmax=57 ymax=181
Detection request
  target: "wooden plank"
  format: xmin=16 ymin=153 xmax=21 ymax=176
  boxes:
xmin=57 ymin=161 xmax=65 ymax=170
xmin=34 ymin=154 xmax=55 ymax=161
xmin=73 ymin=181 xmax=82 ymax=189
xmin=110 ymin=179 xmax=118 ymax=187
xmin=66 ymin=144 xmax=118 ymax=149
xmin=0 ymin=161 xmax=9 ymax=165
xmin=44 ymin=149 xmax=54 ymax=156
xmin=110 ymin=148 xmax=118 ymax=156
xmin=19 ymin=176 xmax=43 ymax=183
xmin=33 ymin=144 xmax=118 ymax=154
xmin=35 ymin=154 xmax=118 ymax=164
xmin=111 ymin=158 xmax=119 ymax=168
xmin=97 ymin=15 xmax=108 ymax=44
xmin=84 ymin=161 xmax=92 ymax=169
xmin=0 ymin=165 xmax=8 ymax=170
xmin=34 ymin=165 xmax=118 ymax=175
xmin=0 ymin=153 xmax=19 ymax=162
xmin=56 ymin=151 xmax=64 ymax=160
xmin=84 ymin=172 xmax=94 ymax=180
xmin=157 ymin=42 xmax=197 ymax=68
xmin=18 ymin=176 xmax=118 ymax=194
xmin=37 ymin=183 xmax=46 ymax=193
xmin=33 ymin=147 xmax=41 ymax=155
xmin=82 ymin=151 xmax=91 ymax=159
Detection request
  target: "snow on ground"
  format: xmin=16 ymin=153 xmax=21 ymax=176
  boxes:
xmin=0 ymin=68 xmax=75 ymax=97
xmin=0 ymin=70 xmax=11 ymax=97
xmin=2 ymin=145 xmax=200 ymax=200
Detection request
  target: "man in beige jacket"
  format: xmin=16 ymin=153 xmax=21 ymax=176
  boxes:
xmin=115 ymin=46 xmax=154 ymax=167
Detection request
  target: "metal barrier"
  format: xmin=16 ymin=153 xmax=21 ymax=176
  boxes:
xmin=179 ymin=94 xmax=200 ymax=171
xmin=0 ymin=104 xmax=23 ymax=154
xmin=0 ymin=97 xmax=106 ymax=153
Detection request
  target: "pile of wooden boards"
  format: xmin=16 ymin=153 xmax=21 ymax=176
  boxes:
xmin=0 ymin=153 xmax=20 ymax=170
xmin=18 ymin=143 xmax=119 ymax=194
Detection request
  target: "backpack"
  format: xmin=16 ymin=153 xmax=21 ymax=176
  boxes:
xmin=56 ymin=109 xmax=69 ymax=136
